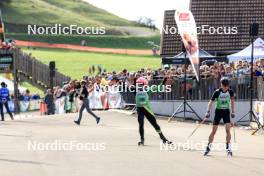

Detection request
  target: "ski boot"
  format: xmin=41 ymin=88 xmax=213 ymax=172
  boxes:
xmin=204 ymin=143 xmax=212 ymax=156
xmin=96 ymin=117 xmax=100 ymax=124
xmin=226 ymin=143 xmax=233 ymax=157
xmin=74 ymin=120 xmax=80 ymax=125
xmin=159 ymin=132 xmax=173 ymax=145
xmin=138 ymin=139 xmax=144 ymax=146
xmin=162 ymin=139 xmax=173 ymax=145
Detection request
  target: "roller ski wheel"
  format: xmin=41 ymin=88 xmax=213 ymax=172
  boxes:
xmin=138 ymin=140 xmax=144 ymax=146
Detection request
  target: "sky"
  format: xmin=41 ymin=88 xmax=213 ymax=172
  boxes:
xmin=83 ymin=0 xmax=190 ymax=29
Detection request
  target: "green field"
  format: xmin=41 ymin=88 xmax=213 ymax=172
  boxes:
xmin=23 ymin=48 xmax=161 ymax=79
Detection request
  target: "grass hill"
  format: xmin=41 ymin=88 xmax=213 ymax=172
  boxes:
xmin=0 ymin=0 xmax=160 ymax=49
xmin=0 ymin=0 xmax=153 ymax=35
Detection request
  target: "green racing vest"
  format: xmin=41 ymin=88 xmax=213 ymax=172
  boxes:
xmin=135 ymin=84 xmax=166 ymax=116
xmin=215 ymin=89 xmax=232 ymax=109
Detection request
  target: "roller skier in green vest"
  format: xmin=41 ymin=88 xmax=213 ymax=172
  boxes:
xmin=204 ymin=77 xmax=235 ymax=156
xmin=135 ymin=77 xmax=172 ymax=146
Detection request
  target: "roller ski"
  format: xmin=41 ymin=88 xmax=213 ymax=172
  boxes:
xmin=226 ymin=143 xmax=233 ymax=157
xmin=138 ymin=139 xmax=144 ymax=146
xmin=161 ymin=137 xmax=173 ymax=145
xmin=204 ymin=143 xmax=211 ymax=156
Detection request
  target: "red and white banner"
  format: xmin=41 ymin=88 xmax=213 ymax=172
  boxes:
xmin=107 ymin=87 xmax=123 ymax=109
xmin=175 ymin=9 xmax=199 ymax=81
xmin=0 ymin=10 xmax=5 ymax=42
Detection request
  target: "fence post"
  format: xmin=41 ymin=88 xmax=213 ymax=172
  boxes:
xmin=13 ymin=49 xmax=20 ymax=114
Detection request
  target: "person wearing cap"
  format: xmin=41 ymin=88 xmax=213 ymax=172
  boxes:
xmin=44 ymin=88 xmax=55 ymax=115
xmin=204 ymin=77 xmax=235 ymax=156
xmin=74 ymin=80 xmax=100 ymax=125
xmin=135 ymin=77 xmax=172 ymax=146
xmin=0 ymin=82 xmax=13 ymax=121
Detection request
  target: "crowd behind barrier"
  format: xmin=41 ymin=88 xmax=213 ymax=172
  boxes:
xmin=146 ymin=76 xmax=263 ymax=101
xmin=122 ymin=76 xmax=264 ymax=105
xmin=4 ymin=75 xmax=262 ymax=114
xmin=42 ymin=84 xmax=124 ymax=115
xmin=39 ymin=59 xmax=264 ymax=115
xmin=52 ymin=89 xmax=124 ymax=115
xmin=2 ymin=39 xmax=264 ymax=115
xmin=42 ymin=59 xmax=264 ymax=114
xmin=2 ymin=57 xmax=264 ymax=114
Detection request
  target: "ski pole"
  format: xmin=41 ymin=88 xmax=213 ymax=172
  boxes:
xmin=188 ymin=117 xmax=207 ymax=139
xmin=233 ymin=122 xmax=236 ymax=143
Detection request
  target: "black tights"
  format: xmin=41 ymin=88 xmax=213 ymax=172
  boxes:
xmin=0 ymin=102 xmax=13 ymax=121
xmin=137 ymin=107 xmax=166 ymax=141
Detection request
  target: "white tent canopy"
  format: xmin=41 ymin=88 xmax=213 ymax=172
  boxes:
xmin=227 ymin=37 xmax=264 ymax=62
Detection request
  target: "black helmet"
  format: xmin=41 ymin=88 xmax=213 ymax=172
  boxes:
xmin=1 ymin=82 xmax=6 ymax=87
xmin=220 ymin=77 xmax=230 ymax=86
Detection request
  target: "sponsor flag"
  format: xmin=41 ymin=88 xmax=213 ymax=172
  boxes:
xmin=175 ymin=9 xmax=199 ymax=81
xmin=0 ymin=10 xmax=5 ymax=43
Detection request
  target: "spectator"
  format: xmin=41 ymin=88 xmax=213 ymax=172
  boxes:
xmin=44 ymin=89 xmax=54 ymax=115
xmin=0 ymin=82 xmax=13 ymax=121
xmin=24 ymin=89 xmax=31 ymax=102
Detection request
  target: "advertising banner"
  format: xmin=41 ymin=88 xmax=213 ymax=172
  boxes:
xmin=0 ymin=10 xmax=5 ymax=42
xmin=175 ymin=9 xmax=199 ymax=81
xmin=107 ymin=87 xmax=123 ymax=109
xmin=254 ymin=101 xmax=264 ymax=125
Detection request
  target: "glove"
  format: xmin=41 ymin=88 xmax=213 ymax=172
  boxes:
xmin=231 ymin=113 xmax=235 ymax=118
xmin=205 ymin=111 xmax=210 ymax=119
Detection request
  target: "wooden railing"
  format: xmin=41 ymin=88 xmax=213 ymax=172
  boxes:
xmin=1 ymin=48 xmax=71 ymax=91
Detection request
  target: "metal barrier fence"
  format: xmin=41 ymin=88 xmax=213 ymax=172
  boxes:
xmin=121 ymin=91 xmax=136 ymax=105
xmin=122 ymin=76 xmax=264 ymax=104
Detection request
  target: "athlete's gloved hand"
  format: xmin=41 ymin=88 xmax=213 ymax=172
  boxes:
xmin=205 ymin=111 xmax=210 ymax=119
xmin=231 ymin=113 xmax=235 ymax=118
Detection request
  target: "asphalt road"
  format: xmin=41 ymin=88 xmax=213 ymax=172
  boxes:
xmin=0 ymin=111 xmax=264 ymax=176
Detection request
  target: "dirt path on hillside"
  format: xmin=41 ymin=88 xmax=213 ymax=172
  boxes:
xmin=16 ymin=40 xmax=155 ymax=55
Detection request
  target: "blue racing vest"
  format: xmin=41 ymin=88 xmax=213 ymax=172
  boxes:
xmin=0 ymin=87 xmax=10 ymax=102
